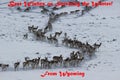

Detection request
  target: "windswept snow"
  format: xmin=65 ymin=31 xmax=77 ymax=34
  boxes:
xmin=0 ymin=0 xmax=120 ymax=80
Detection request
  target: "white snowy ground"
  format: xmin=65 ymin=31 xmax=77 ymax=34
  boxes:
xmin=0 ymin=0 xmax=120 ymax=80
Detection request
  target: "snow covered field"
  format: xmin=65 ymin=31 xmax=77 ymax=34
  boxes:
xmin=0 ymin=0 xmax=120 ymax=80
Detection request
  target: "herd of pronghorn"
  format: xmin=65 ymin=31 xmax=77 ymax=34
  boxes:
xmin=0 ymin=47 xmax=101 ymax=71
xmin=0 ymin=1 xmax=104 ymax=71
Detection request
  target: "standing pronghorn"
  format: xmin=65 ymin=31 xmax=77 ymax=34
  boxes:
xmin=14 ymin=62 xmax=20 ymax=71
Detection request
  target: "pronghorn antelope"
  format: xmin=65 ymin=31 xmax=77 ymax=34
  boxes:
xmin=14 ymin=62 xmax=20 ymax=71
xmin=26 ymin=59 xmax=36 ymax=69
xmin=63 ymin=57 xmax=71 ymax=67
xmin=55 ymin=31 xmax=62 ymax=37
xmin=34 ymin=57 xmax=41 ymax=68
xmin=28 ymin=25 xmax=38 ymax=32
xmin=63 ymin=12 xmax=68 ymax=15
xmin=52 ymin=6 xmax=59 ymax=10
xmin=76 ymin=56 xmax=84 ymax=66
xmin=75 ymin=51 xmax=83 ymax=59
xmin=81 ymin=10 xmax=85 ymax=16
xmin=93 ymin=43 xmax=102 ymax=49
xmin=70 ymin=51 xmax=75 ymax=59
xmin=84 ymin=6 xmax=92 ymax=12
xmin=24 ymin=7 xmax=31 ymax=12
xmin=69 ymin=51 xmax=84 ymax=67
xmin=41 ymin=57 xmax=49 ymax=69
xmin=64 ymin=32 xmax=67 ymax=39
xmin=28 ymin=26 xmax=33 ymax=32
xmin=34 ymin=29 xmax=46 ymax=40
xmin=23 ymin=57 xmax=36 ymax=69
xmin=16 ymin=7 xmax=22 ymax=11
xmin=62 ymin=38 xmax=69 ymax=46
xmin=25 ymin=57 xmax=30 ymax=61
xmin=32 ymin=26 xmax=38 ymax=32
xmin=41 ymin=6 xmax=49 ymax=13
xmin=48 ymin=60 xmax=59 ymax=68
xmin=23 ymin=61 xmax=29 ymax=69
xmin=53 ymin=55 xmax=63 ymax=61
xmin=75 ymin=10 xmax=80 ymax=13
xmin=47 ymin=36 xmax=53 ymax=43
xmin=52 ymin=37 xmax=58 ymax=44
xmin=59 ymin=12 xmax=68 ymax=16
xmin=70 ymin=11 xmax=75 ymax=14
xmin=53 ymin=55 xmax=63 ymax=66
xmin=23 ymin=33 xmax=28 ymax=39
xmin=44 ymin=22 xmax=52 ymax=32
xmin=47 ymin=34 xmax=58 ymax=44
xmin=0 ymin=64 xmax=9 ymax=71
